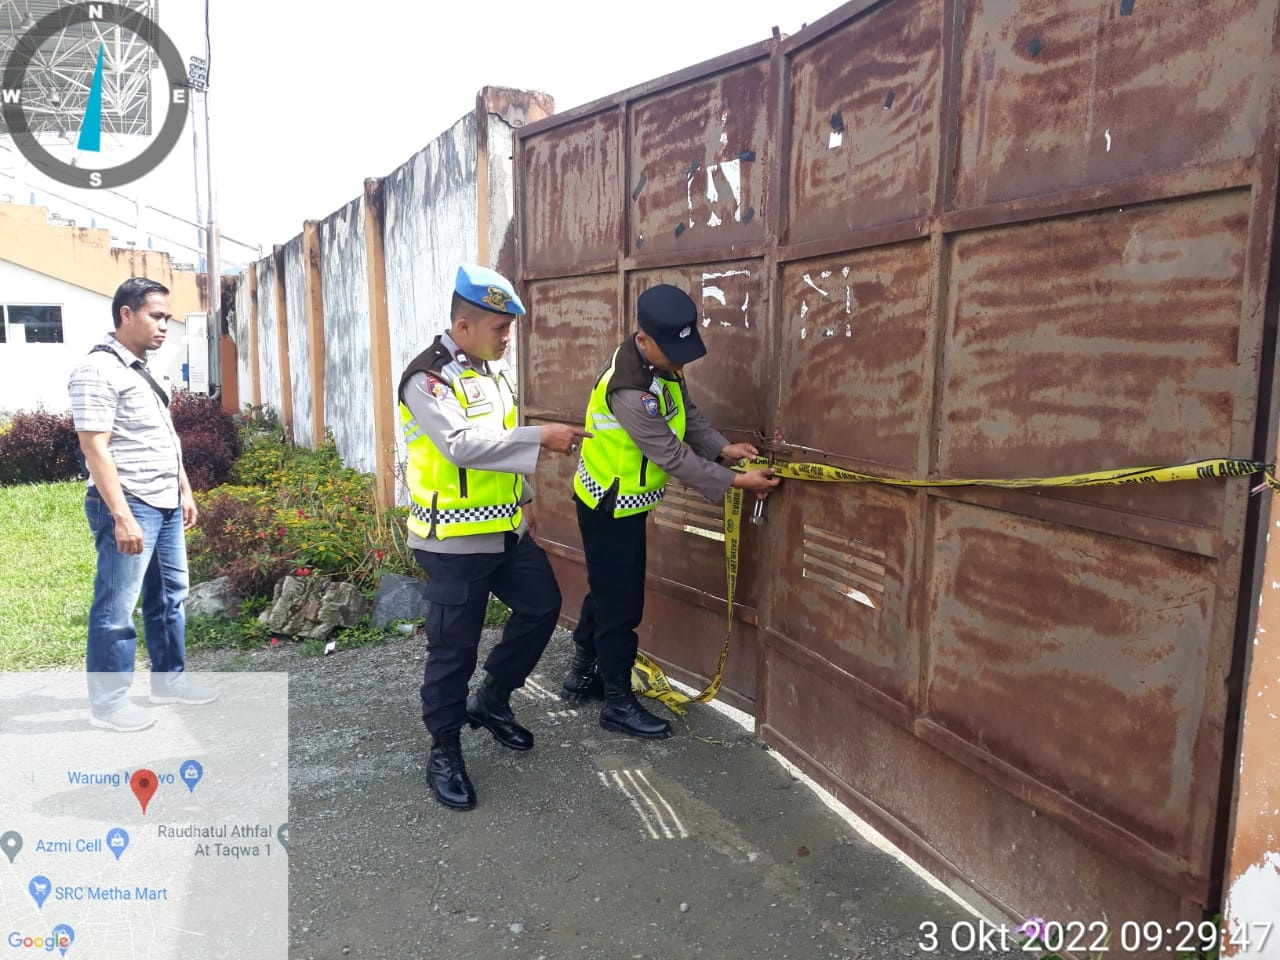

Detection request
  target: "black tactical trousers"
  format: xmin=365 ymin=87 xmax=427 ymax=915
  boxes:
xmin=571 ymin=495 xmax=648 ymax=677
xmin=414 ymin=532 xmax=561 ymax=739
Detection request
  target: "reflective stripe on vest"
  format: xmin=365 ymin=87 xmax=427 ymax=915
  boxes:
xmin=575 ymin=458 xmax=666 ymax=513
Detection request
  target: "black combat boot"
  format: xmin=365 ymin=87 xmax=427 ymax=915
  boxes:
xmin=599 ymin=672 xmax=672 ymax=740
xmin=426 ymin=735 xmax=476 ymax=810
xmin=561 ymin=645 xmax=604 ymax=702
xmin=466 ymin=674 xmax=534 ymax=751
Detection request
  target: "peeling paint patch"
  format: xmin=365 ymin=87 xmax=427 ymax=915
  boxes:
xmin=705 ymin=159 xmax=742 ymax=227
xmin=699 ymin=269 xmax=751 ymax=329
xmin=1225 ymin=852 xmax=1280 ymax=958
xmin=802 ymin=273 xmax=829 ymax=296
xmin=1105 ymin=129 xmax=1112 ymax=152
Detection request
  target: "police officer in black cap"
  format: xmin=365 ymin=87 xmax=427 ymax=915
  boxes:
xmin=398 ymin=264 xmax=590 ymax=810
xmin=565 ymin=283 xmax=779 ymax=738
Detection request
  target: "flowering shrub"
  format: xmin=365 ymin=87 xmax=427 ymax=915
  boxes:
xmin=0 ymin=410 xmax=81 ymax=484
xmin=0 ymin=392 xmax=240 ymax=489
xmin=188 ymin=431 xmax=414 ymax=598
xmin=169 ymin=390 xmax=242 ymax=491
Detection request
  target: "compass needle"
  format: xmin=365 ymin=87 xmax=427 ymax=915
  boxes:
xmin=76 ymin=42 xmax=105 ymax=152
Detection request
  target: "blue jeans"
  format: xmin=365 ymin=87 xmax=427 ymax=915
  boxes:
xmin=85 ymin=490 xmax=189 ymax=711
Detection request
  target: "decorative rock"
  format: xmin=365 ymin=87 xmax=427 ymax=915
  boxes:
xmin=370 ymin=573 xmax=428 ymax=629
xmin=186 ymin=576 xmax=241 ymax=618
xmin=258 ymin=576 xmax=370 ymax=640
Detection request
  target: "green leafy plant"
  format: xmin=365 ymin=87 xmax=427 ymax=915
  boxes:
xmin=188 ymin=429 xmax=416 ymax=600
xmin=485 ymin=597 xmax=511 ymax=626
xmin=185 ymin=612 xmax=270 ymax=651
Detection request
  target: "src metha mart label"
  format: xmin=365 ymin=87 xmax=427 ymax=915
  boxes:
xmin=0 ymin=672 xmax=289 ymax=960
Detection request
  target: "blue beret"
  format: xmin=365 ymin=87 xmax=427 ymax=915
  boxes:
xmin=455 ymin=264 xmax=525 ymax=315
xmin=637 ymin=284 xmax=706 ymax=364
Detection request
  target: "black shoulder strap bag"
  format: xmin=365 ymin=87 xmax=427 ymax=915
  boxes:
xmin=90 ymin=343 xmax=170 ymax=406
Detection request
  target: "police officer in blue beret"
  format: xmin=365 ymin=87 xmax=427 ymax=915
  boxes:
xmin=565 ymin=283 xmax=779 ymax=738
xmin=397 ymin=264 xmax=590 ymax=810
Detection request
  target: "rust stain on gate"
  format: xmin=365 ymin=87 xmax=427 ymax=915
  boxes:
xmin=514 ymin=0 xmax=1280 ymax=943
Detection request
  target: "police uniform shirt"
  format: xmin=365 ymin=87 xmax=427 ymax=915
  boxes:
xmin=402 ymin=332 xmax=540 ymax=555
xmin=608 ymin=338 xmax=737 ymax=504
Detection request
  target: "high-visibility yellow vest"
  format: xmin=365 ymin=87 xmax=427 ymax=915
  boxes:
xmin=573 ymin=339 xmax=687 ymax=517
xmin=397 ymin=338 xmax=523 ymax=539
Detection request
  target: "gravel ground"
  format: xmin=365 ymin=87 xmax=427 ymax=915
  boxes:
xmin=192 ymin=628 xmax=1019 ymax=960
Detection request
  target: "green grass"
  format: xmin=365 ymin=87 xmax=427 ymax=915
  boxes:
xmin=0 ymin=480 xmax=97 ymax=668
xmin=0 ymin=480 xmax=510 ymax=670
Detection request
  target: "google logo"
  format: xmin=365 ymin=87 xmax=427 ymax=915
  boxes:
xmin=6 ymin=924 xmax=74 ymax=953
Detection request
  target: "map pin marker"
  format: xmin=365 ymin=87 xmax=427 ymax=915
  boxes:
xmin=28 ymin=875 xmax=50 ymax=909
xmin=180 ymin=760 xmax=203 ymax=794
xmin=106 ymin=828 xmax=128 ymax=860
xmin=51 ymin=923 xmax=74 ymax=957
xmin=129 ymin=769 xmax=158 ymax=814
xmin=276 ymin=823 xmax=288 ymax=852
xmin=0 ymin=830 xmax=21 ymax=863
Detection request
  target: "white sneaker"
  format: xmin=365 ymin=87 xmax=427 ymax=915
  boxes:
xmin=89 ymin=701 xmax=156 ymax=732
xmin=149 ymin=674 xmax=219 ymax=705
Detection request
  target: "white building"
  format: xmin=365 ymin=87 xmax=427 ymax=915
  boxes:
xmin=0 ymin=202 xmax=207 ymax=412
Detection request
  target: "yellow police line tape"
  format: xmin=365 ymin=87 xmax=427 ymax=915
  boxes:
xmin=631 ymin=456 xmax=1279 ymax=716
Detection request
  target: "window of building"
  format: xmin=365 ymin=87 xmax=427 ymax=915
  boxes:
xmin=4 ymin=305 xmax=64 ymax=344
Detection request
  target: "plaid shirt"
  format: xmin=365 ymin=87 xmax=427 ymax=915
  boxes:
xmin=68 ymin=333 xmax=182 ymax=509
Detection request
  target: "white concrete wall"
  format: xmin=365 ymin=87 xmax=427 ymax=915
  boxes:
xmin=320 ymin=198 xmax=375 ymax=474
xmin=487 ymin=114 xmax=516 ymax=275
xmin=384 ymin=113 xmax=479 ymax=502
xmin=254 ymin=258 xmax=283 ymax=420
xmin=282 ymin=235 xmax=312 ymax=446
xmin=233 ymin=268 xmax=254 ymax=411
xmin=222 ymin=102 xmax=534 ymax=484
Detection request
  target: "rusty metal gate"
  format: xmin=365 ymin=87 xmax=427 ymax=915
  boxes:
xmin=513 ymin=0 xmax=1280 ymax=937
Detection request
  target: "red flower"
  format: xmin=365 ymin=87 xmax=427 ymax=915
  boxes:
xmin=297 ymin=509 xmax=305 ymax=518
xmin=270 ymin=637 xmax=280 ymax=647
xmin=277 ymin=527 xmax=286 ymax=537
xmin=375 ymin=550 xmax=385 ymax=560
xmin=295 ymin=567 xmax=311 ymax=576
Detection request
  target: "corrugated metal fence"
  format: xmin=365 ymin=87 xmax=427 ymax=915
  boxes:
xmin=514 ymin=0 xmax=1280 ymax=942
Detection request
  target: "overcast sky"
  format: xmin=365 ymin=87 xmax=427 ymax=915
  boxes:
xmin=175 ymin=0 xmax=842 ymax=252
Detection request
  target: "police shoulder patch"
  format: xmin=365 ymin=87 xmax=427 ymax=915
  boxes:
xmin=641 ymin=393 xmax=660 ymax=417
xmin=425 ymin=375 xmax=450 ymax=400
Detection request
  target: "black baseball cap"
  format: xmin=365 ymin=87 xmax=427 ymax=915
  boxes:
xmin=637 ymin=284 xmax=706 ymax=364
